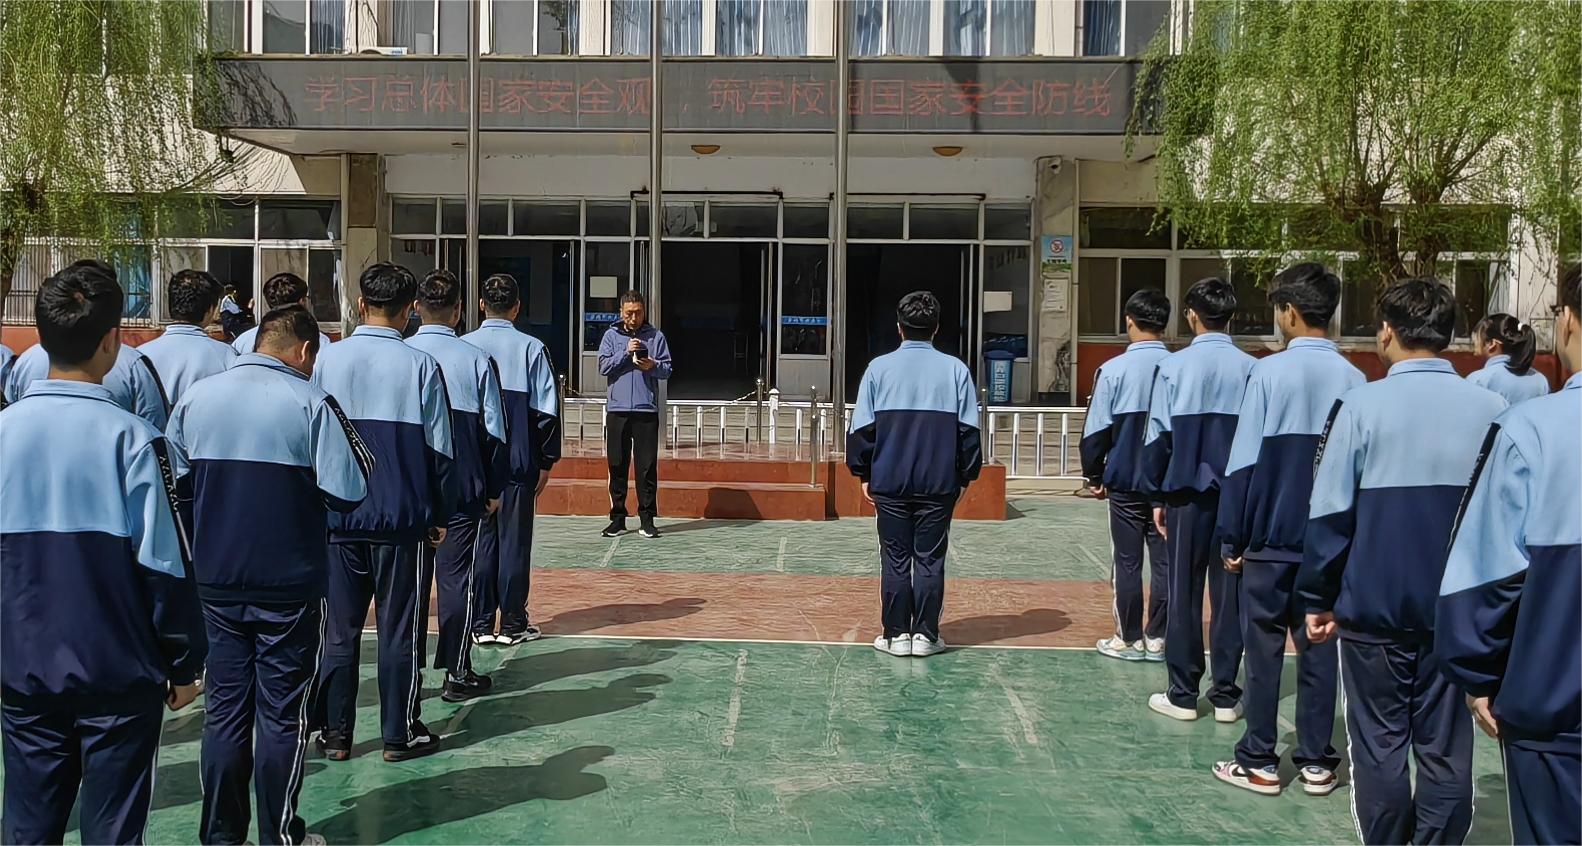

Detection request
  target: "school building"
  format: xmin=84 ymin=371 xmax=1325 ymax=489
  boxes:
xmin=2 ymin=0 xmax=1572 ymax=405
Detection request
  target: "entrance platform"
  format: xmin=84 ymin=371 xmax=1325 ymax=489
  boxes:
xmin=543 ymin=442 xmax=1007 ymax=521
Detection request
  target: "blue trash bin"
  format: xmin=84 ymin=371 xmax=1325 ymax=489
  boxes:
xmin=985 ymin=350 xmax=1015 ymax=404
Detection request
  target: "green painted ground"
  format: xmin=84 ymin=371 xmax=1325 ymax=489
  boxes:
xmin=98 ymin=636 xmax=1508 ymax=845
xmin=534 ymin=497 xmax=1114 ymax=581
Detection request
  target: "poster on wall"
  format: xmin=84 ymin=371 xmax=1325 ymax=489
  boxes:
xmin=1039 ymin=235 xmax=1071 ymax=313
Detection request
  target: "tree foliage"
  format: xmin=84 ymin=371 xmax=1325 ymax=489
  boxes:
xmin=1132 ymin=0 xmax=1582 ymax=285
xmin=0 ymin=0 xmax=244 ymax=308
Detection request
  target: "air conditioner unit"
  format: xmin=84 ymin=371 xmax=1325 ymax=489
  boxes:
xmin=360 ymin=45 xmax=409 ymax=56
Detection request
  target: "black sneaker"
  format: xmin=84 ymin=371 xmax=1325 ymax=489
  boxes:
xmin=470 ymin=631 xmax=500 ymax=647
xmin=601 ymin=518 xmax=626 ymax=538
xmin=383 ymin=730 xmax=441 ymax=762
xmin=316 ymin=731 xmax=351 ymax=761
xmin=442 ymin=671 xmax=494 ymax=702
xmin=639 ymin=519 xmax=661 ymax=539
xmin=498 ymin=625 xmax=542 ymax=646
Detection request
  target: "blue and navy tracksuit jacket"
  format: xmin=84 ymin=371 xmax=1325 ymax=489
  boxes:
xmin=407 ymin=325 xmax=510 ymax=516
xmin=137 ymin=323 xmax=237 ymax=408
xmin=1296 ymin=358 xmax=1507 ymax=641
xmin=847 ymin=340 xmax=983 ymax=498
xmin=0 ymin=380 xmax=206 ymax=697
xmin=166 ymin=353 xmax=372 ymax=603
xmin=232 ymin=325 xmax=331 ymax=356
xmin=312 ymin=325 xmax=458 ymax=543
xmin=597 ymin=322 xmax=673 ymax=412
xmin=463 ymin=318 xmax=561 ymax=482
xmin=1437 ymin=372 xmax=1581 ymax=744
xmin=1142 ymin=332 xmax=1255 ymax=503
xmin=1079 ymin=340 xmax=1169 ymax=493
xmin=6 ymin=342 xmax=170 ymax=429
xmin=0 ymin=344 xmax=13 ymax=410
xmin=1217 ymin=338 xmax=1365 ymax=562
xmin=1466 ymin=355 xmax=1549 ymax=407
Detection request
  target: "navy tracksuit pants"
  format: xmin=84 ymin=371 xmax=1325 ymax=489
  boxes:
xmin=200 ymin=600 xmax=323 ymax=846
xmin=1234 ymin=557 xmax=1339 ymax=771
xmin=1504 ymin=737 xmax=1581 ymax=845
xmin=1 ymin=690 xmax=164 ymax=845
xmin=316 ymin=541 xmax=426 ymax=747
xmin=472 ymin=482 xmax=536 ymax=638
xmin=1164 ymin=494 xmax=1243 ymax=709
xmin=1107 ymin=490 xmax=1168 ymax=643
xmin=430 ymin=512 xmax=481 ymax=676
xmin=875 ymin=494 xmax=955 ymax=642
xmin=1339 ymin=638 xmax=1473 ymax=845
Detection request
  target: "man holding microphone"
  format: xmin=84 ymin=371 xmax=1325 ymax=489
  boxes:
xmin=597 ymin=291 xmax=672 ymax=540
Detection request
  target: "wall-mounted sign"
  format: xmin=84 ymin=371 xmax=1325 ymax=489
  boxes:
xmin=1040 ymin=235 xmax=1071 ymax=314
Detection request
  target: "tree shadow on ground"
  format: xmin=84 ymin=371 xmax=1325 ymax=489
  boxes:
xmin=542 ymin=597 xmax=705 ymax=634
xmin=942 ymin=608 xmax=1072 ymax=645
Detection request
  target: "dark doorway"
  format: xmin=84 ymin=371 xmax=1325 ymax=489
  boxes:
xmin=845 ymin=243 xmax=973 ymax=397
xmin=660 ymin=242 xmax=769 ymax=399
xmin=479 ymin=240 xmax=575 ymax=377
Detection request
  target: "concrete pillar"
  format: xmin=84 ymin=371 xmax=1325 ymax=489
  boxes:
xmin=341 ymin=153 xmax=382 ymax=335
xmin=1034 ymin=156 xmax=1078 ymax=402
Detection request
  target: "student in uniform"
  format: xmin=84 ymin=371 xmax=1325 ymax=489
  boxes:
xmin=848 ymin=291 xmax=982 ymax=658
xmin=1142 ymin=276 xmax=1254 ymax=723
xmin=0 ymin=260 xmax=206 ymax=844
xmin=0 ymin=341 xmax=14 ymax=410
xmin=406 ymin=269 xmax=509 ymax=696
xmin=138 ymin=269 xmax=238 ymax=407
xmin=1297 ymin=277 xmax=1504 ymax=846
xmin=6 ymin=259 xmax=171 ymax=427
xmin=231 ymin=273 xmax=331 ymax=355
xmin=167 ymin=306 xmax=369 ymax=846
xmin=1467 ymin=313 xmax=1549 ymax=406
xmin=1210 ymin=263 xmax=1362 ymax=797
xmin=311 ymin=262 xmax=458 ymax=763
xmin=1436 ymin=267 xmax=1581 ymax=846
xmin=463 ymin=274 xmax=560 ymax=645
xmin=1079 ymin=289 xmax=1172 ymax=662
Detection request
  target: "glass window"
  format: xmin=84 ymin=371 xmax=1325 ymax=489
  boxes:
xmin=437 ymin=0 xmax=468 ymax=53
xmin=1080 ymin=207 xmax=1170 ymax=250
xmin=990 ymin=0 xmax=1034 ymax=56
xmin=1119 ymin=257 xmax=1166 ymax=330
xmin=207 ymin=245 xmax=256 ymax=306
xmin=262 ymin=0 xmax=307 ymax=52
xmin=584 ymin=241 xmax=631 ymax=350
xmin=380 ymin=0 xmax=434 ymax=53
xmin=909 ymin=205 xmax=979 ymax=240
xmin=850 ymin=0 xmax=883 ymax=56
xmin=1451 ymin=260 xmax=1493 ymax=339
xmin=783 ymin=203 xmax=829 ymax=238
xmin=492 ymin=0 xmax=534 ymax=53
xmin=764 ymin=0 xmax=809 ymax=55
xmin=944 ymin=0 xmax=986 ymax=56
xmin=117 ymin=247 xmax=154 ymax=321
xmin=159 ymin=247 xmax=207 ymax=321
xmin=1180 ymin=257 xmax=1273 ymax=336
xmin=781 ymin=244 xmax=828 ymax=355
xmin=513 ymin=201 xmax=581 ymax=236
xmin=887 ymin=0 xmax=930 ymax=55
xmin=390 ymin=238 xmax=439 ymax=283
xmin=164 ymin=199 xmax=255 ymax=239
xmin=392 ymin=199 xmax=437 ymax=234
xmin=308 ymin=248 xmax=343 ymax=322
xmin=309 ymin=0 xmax=344 ymax=53
xmin=982 ymin=245 xmax=1030 ymax=358
xmin=259 ymin=199 xmax=338 ymax=240
xmin=1077 ymin=257 xmax=1118 ymax=335
xmin=663 ymin=201 xmax=705 ymax=237
xmin=609 ymin=0 xmax=702 ymax=55
xmin=441 ymin=199 xmax=466 ymax=235
xmin=1082 ymin=0 xmax=1121 ymax=56
xmin=665 ymin=0 xmax=703 ymax=55
xmin=208 ymin=0 xmax=246 ymax=51
xmin=717 ymin=0 xmax=762 ymax=57
xmin=985 ymin=204 xmax=1031 ymax=239
xmin=1340 ymin=261 xmax=1380 ymax=337
xmin=709 ymin=203 xmax=777 ymax=238
xmin=609 ymin=0 xmax=647 ymax=55
xmin=260 ymin=248 xmax=307 ymax=293
xmin=848 ymin=205 xmax=903 ymax=239
xmin=1124 ymin=0 xmax=1171 ymax=54
xmin=586 ymin=201 xmax=630 ymax=236
xmin=537 ymin=0 xmax=577 ymax=55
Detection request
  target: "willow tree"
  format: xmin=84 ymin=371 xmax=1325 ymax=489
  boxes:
xmin=1132 ymin=0 xmax=1582 ymax=286
xmin=0 ymin=0 xmax=243 ymax=314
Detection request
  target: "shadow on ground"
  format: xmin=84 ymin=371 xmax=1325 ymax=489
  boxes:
xmin=543 ymin=597 xmax=706 ymax=634
xmin=944 ymin=608 xmax=1071 ymax=645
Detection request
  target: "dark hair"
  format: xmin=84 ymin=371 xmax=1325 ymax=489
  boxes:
xmin=255 ymin=305 xmax=322 ymax=356
xmin=167 ymin=268 xmax=222 ymax=324
xmin=358 ymin=262 xmax=417 ymax=319
xmin=1270 ymin=262 xmax=1341 ymax=329
xmin=1184 ymin=277 xmax=1238 ymax=330
xmin=896 ymin=290 xmax=941 ymax=340
xmin=263 ymin=272 xmax=310 ymax=309
xmin=1376 ymin=277 xmax=1456 ymax=353
xmin=418 ymin=268 xmax=461 ymax=312
xmin=1123 ymin=289 xmax=1170 ymax=333
xmin=619 ymin=290 xmax=646 ymax=308
xmin=1473 ymin=313 xmax=1536 ymax=375
xmin=36 ymin=260 xmax=124 ymax=366
xmin=1561 ymin=264 xmax=1580 ymax=315
xmin=482 ymin=273 xmax=520 ymax=314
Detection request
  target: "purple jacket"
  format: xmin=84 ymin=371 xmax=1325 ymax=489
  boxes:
xmin=598 ymin=322 xmax=672 ymax=412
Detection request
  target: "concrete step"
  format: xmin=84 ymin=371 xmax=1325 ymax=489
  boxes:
xmin=539 ymin=478 xmax=829 ymax=521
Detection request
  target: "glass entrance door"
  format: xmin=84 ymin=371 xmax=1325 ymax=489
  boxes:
xmin=844 ymin=242 xmax=979 ymax=397
xmin=479 ymin=240 xmax=576 ymax=377
xmin=659 ymin=241 xmax=773 ymax=399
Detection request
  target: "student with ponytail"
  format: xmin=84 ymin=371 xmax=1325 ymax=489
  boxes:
xmin=1468 ymin=313 xmax=1549 ymax=405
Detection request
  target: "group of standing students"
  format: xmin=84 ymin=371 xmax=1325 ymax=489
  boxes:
xmin=0 ymin=259 xmax=561 ymax=845
xmin=1081 ymin=263 xmax=1581 ymax=844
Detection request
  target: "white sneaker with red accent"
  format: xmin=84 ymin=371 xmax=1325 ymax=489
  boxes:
xmin=1213 ymin=761 xmax=1282 ymax=796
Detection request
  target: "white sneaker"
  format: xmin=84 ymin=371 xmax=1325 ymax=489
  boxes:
xmin=910 ymin=633 xmax=947 ymax=657
xmin=1214 ymin=702 xmax=1244 ymax=723
xmin=1095 ymin=636 xmax=1147 ymax=661
xmin=301 ymin=835 xmax=328 ymax=846
xmin=1299 ymin=765 xmax=1339 ymax=796
xmin=1148 ymin=692 xmax=1199 ymax=721
xmin=1213 ymin=761 xmax=1282 ymax=796
xmin=873 ymin=635 xmax=913 ymax=657
xmin=1144 ymin=637 xmax=1166 ymax=662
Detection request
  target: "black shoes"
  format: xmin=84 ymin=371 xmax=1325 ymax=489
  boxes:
xmin=601 ymin=518 xmax=626 ymax=537
xmin=316 ymin=731 xmax=351 ymax=761
xmin=639 ymin=518 xmax=661 ymax=539
xmin=497 ymin=625 xmax=542 ymax=646
xmin=442 ymin=670 xmax=494 ymax=703
xmin=384 ymin=721 xmax=441 ymax=762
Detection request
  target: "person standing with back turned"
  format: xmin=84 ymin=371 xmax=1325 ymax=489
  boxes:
xmin=1437 ymin=267 xmax=1582 ymax=846
xmin=598 ymin=291 xmax=672 ymax=539
xmin=848 ymin=291 xmax=982 ymax=659
xmin=137 ymin=269 xmax=237 ymax=408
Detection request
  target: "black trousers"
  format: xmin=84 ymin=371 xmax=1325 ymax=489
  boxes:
xmin=1107 ymin=490 xmax=1168 ymax=643
xmin=1340 ymin=638 xmax=1473 ymax=845
xmin=1234 ymin=557 xmax=1339 ymax=772
xmin=1 ymin=691 xmax=164 ymax=845
xmin=875 ymin=494 xmax=957 ymax=642
xmin=316 ymin=541 xmax=425 ymax=747
xmin=606 ymin=411 xmax=659 ymax=521
xmin=200 ymin=600 xmax=323 ymax=846
xmin=1164 ymin=494 xmax=1244 ymax=709
xmin=471 ymin=484 xmax=536 ymax=637
xmin=1504 ymin=737 xmax=1581 ymax=846
xmin=429 ymin=513 xmax=479 ymax=675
